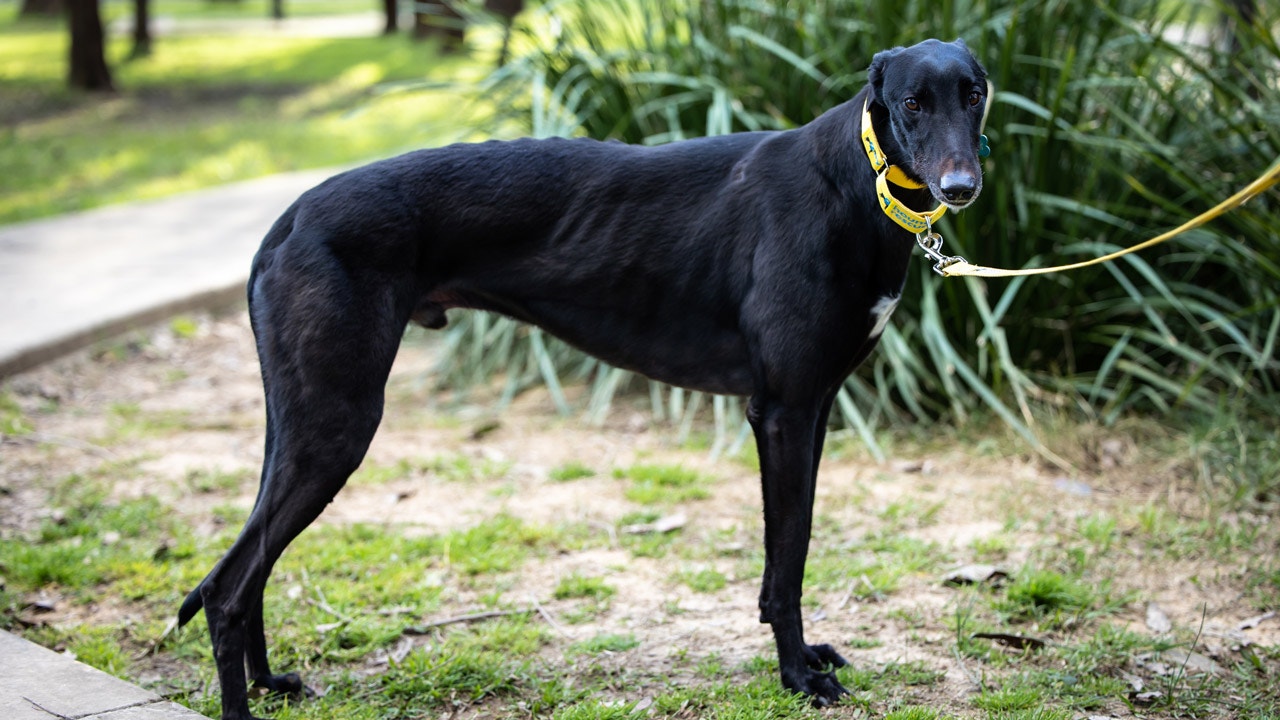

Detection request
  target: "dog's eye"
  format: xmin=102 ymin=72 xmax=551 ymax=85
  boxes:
xmin=968 ymin=90 xmax=983 ymax=107
xmin=904 ymin=97 xmax=920 ymax=112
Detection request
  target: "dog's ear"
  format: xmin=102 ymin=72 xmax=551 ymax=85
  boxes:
xmin=867 ymin=46 xmax=903 ymax=107
xmin=982 ymin=79 xmax=995 ymax=131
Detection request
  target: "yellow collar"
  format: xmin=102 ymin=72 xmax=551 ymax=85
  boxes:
xmin=860 ymin=99 xmax=947 ymax=234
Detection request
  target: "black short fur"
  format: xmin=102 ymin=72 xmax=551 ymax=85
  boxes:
xmin=179 ymin=38 xmax=988 ymax=719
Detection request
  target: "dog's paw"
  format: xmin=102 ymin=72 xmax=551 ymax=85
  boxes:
xmin=251 ymin=672 xmax=314 ymax=699
xmin=783 ymin=667 xmax=850 ymax=707
xmin=782 ymin=643 xmax=851 ymax=706
xmin=803 ymin=642 xmax=849 ymax=670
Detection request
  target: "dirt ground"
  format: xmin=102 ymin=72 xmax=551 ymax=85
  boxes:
xmin=2 ymin=307 xmax=1277 ymax=716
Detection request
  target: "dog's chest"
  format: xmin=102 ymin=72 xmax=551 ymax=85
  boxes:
xmin=868 ymin=294 xmax=900 ymax=338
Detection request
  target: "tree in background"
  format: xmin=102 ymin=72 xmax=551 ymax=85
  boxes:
xmin=413 ymin=1 xmax=465 ymax=48
xmin=485 ymin=0 xmax=522 ymax=66
xmin=20 ymin=0 xmax=64 ymax=16
xmin=412 ymin=1 xmax=523 ymax=57
xmin=131 ymin=0 xmax=153 ymax=58
xmin=382 ymin=0 xmax=398 ymax=34
xmin=67 ymin=0 xmax=112 ymax=91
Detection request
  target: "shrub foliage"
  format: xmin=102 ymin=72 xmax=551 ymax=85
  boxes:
xmin=441 ymin=0 xmax=1280 ymax=458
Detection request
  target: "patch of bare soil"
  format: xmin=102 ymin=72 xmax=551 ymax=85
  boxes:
xmin=2 ymin=308 xmax=1276 ymax=717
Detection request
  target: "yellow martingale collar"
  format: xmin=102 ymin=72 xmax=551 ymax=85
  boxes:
xmin=860 ymin=99 xmax=947 ymax=234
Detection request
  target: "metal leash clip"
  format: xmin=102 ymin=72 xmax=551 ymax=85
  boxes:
xmin=915 ymin=217 xmax=967 ymax=276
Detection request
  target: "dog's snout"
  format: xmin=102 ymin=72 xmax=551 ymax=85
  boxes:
xmin=940 ymin=171 xmax=978 ymax=204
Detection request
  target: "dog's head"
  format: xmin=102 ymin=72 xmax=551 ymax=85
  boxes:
xmin=868 ymin=39 xmax=990 ymax=211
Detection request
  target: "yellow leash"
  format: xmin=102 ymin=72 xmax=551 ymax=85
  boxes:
xmin=926 ymin=157 xmax=1280 ymax=278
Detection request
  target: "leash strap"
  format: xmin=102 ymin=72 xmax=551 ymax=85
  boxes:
xmin=934 ymin=156 xmax=1280 ymax=278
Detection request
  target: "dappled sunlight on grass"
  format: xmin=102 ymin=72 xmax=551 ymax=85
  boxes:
xmin=0 ymin=22 xmax=492 ymax=224
xmin=184 ymin=140 xmax=278 ymax=186
xmin=281 ymin=61 xmax=387 ymax=118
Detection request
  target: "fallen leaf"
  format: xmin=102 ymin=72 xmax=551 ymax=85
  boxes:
xmin=1132 ymin=690 xmax=1164 ymax=705
xmin=469 ymin=419 xmax=501 ymax=440
xmin=386 ymin=636 xmax=415 ymax=664
xmin=1163 ymin=648 xmax=1224 ymax=676
xmin=1238 ymin=611 xmax=1275 ymax=630
xmin=1134 ymin=653 xmax=1173 ymax=676
xmin=971 ymin=632 xmax=1045 ymax=650
xmin=943 ymin=564 xmax=1009 ymax=586
xmin=152 ymin=540 xmax=175 ymax=561
xmin=622 ymin=513 xmax=687 ymax=535
xmin=1145 ymin=602 xmax=1172 ymax=634
xmin=1136 ymin=649 xmax=1223 ymax=676
xmin=386 ymin=490 xmax=414 ymax=505
xmin=1052 ymin=477 xmax=1092 ymax=496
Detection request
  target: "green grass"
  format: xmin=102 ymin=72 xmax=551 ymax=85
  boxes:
xmin=613 ymin=463 xmax=712 ymax=505
xmin=568 ymin=632 xmax=638 ymax=655
xmin=3 ymin=421 xmax=1279 ymax=719
xmin=350 ymin=453 xmax=513 ymax=486
xmin=548 ymin=461 xmax=596 ymax=482
xmin=0 ymin=389 xmax=32 ymax=434
xmin=553 ymin=572 xmax=615 ymax=601
xmin=0 ymin=15 xmax=489 ymax=224
xmin=677 ymin=566 xmax=727 ymax=593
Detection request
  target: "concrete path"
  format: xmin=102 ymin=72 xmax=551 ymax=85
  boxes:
xmin=0 ymin=169 xmax=335 ymax=378
xmin=0 ymin=631 xmax=209 ymax=719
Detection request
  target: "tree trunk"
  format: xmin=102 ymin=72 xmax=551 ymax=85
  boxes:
xmin=271 ymin=0 xmax=284 ymax=20
xmin=483 ymin=0 xmax=522 ymax=67
xmin=67 ymin=0 xmax=113 ymax=92
xmin=130 ymin=0 xmax=152 ymax=59
xmin=382 ymin=0 xmax=397 ymax=35
xmin=413 ymin=1 xmax=464 ymax=50
xmin=20 ymin=0 xmax=64 ymax=16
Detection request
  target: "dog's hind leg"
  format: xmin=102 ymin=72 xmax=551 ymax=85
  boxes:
xmin=198 ymin=237 xmax=414 ymax=720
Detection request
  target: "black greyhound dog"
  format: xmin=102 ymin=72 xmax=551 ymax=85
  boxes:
xmin=179 ymin=38 xmax=989 ymax=719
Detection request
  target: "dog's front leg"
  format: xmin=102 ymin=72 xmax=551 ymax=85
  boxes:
xmin=748 ymin=395 xmax=850 ymax=706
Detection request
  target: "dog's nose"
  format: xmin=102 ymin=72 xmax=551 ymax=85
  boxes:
xmin=940 ymin=172 xmax=977 ymax=204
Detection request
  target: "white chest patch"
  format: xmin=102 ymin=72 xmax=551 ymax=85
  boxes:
xmin=869 ymin=295 xmax=900 ymax=338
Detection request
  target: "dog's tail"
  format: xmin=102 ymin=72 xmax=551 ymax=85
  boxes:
xmin=177 ymin=581 xmax=204 ymax=627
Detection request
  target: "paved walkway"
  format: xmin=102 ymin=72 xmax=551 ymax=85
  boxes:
xmin=0 ymin=631 xmax=210 ymax=720
xmin=0 ymin=169 xmax=335 ymax=377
